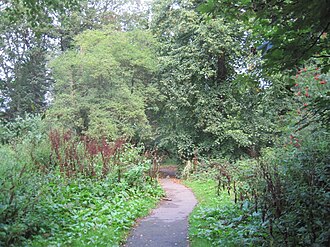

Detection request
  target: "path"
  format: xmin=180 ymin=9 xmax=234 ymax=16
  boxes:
xmin=123 ymin=178 xmax=197 ymax=247
xmin=158 ymin=166 xmax=177 ymax=178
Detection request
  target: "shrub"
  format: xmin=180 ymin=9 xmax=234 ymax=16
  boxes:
xmin=0 ymin=119 xmax=163 ymax=246
xmin=0 ymin=145 xmax=48 ymax=246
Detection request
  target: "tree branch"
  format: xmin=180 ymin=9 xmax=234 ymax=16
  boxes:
xmin=300 ymin=21 xmax=330 ymax=59
xmin=312 ymin=55 xmax=330 ymax=58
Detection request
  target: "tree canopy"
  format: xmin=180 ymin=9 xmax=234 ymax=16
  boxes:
xmin=199 ymin=0 xmax=330 ymax=72
xmin=0 ymin=0 xmax=329 ymax=246
xmin=49 ymin=28 xmax=157 ymax=140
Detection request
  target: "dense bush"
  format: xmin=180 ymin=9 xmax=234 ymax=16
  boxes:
xmin=262 ymin=132 xmax=330 ymax=246
xmin=186 ymin=136 xmax=329 ymax=246
xmin=184 ymin=64 xmax=330 ymax=246
xmin=186 ymin=130 xmax=329 ymax=246
xmin=0 ymin=116 xmax=164 ymax=246
xmin=0 ymin=146 xmax=49 ymax=246
xmin=25 ymin=176 xmax=163 ymax=246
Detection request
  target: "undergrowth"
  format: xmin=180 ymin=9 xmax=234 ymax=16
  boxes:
xmin=0 ymin=117 xmax=164 ymax=246
xmin=184 ymin=180 xmax=267 ymax=247
xmin=26 ymin=177 xmax=163 ymax=246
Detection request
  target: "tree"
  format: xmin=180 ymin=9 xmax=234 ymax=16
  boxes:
xmin=151 ymin=0 xmax=278 ymax=159
xmin=48 ymin=27 xmax=157 ymax=140
xmin=54 ymin=0 xmax=151 ymax=51
xmin=198 ymin=0 xmax=330 ymax=72
xmin=0 ymin=0 xmax=151 ymax=120
xmin=0 ymin=7 xmax=52 ymax=119
xmin=1 ymin=0 xmax=79 ymax=27
xmin=0 ymin=0 xmax=81 ymax=119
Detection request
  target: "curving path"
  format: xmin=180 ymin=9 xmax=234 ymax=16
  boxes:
xmin=123 ymin=178 xmax=197 ymax=247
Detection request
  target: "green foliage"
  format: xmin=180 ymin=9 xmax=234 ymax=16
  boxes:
xmin=151 ymin=0 xmax=282 ymax=160
xmin=55 ymin=0 xmax=152 ymax=51
xmin=0 ymin=0 xmax=151 ymax=120
xmin=0 ymin=145 xmax=50 ymax=246
xmin=26 ymin=177 xmax=163 ymax=246
xmin=152 ymin=0 xmax=253 ymax=158
xmin=0 ymin=143 xmax=163 ymax=246
xmin=2 ymin=0 xmax=79 ymax=27
xmin=186 ymin=135 xmax=330 ymax=246
xmin=184 ymin=180 xmax=267 ymax=247
xmin=260 ymin=135 xmax=330 ymax=246
xmin=49 ymin=27 xmax=157 ymax=140
xmin=0 ymin=114 xmax=46 ymax=144
xmin=1 ymin=0 xmax=329 ymax=246
xmin=0 ymin=9 xmax=52 ymax=119
xmin=185 ymin=69 xmax=330 ymax=244
xmin=291 ymin=65 xmax=330 ymax=131
xmin=198 ymin=0 xmax=330 ymax=72
xmin=0 ymin=119 xmax=164 ymax=246
xmin=185 ymin=103 xmax=330 ymax=246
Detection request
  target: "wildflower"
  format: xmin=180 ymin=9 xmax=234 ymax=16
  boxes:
xmin=320 ymin=80 xmax=327 ymax=84
xmin=295 ymin=83 xmax=299 ymax=87
xmin=314 ymin=74 xmax=320 ymax=80
xmin=303 ymin=103 xmax=308 ymax=107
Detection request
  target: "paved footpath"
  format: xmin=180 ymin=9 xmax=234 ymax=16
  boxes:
xmin=123 ymin=178 xmax=197 ymax=247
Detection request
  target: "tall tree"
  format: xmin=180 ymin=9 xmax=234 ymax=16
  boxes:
xmin=0 ymin=6 xmax=52 ymax=119
xmin=0 ymin=0 xmax=151 ymax=119
xmin=49 ymin=28 xmax=157 ymax=140
xmin=199 ymin=0 xmax=330 ymax=72
xmin=151 ymin=0 xmax=277 ymax=159
xmin=0 ymin=0 xmax=80 ymax=119
xmin=55 ymin=0 xmax=151 ymax=51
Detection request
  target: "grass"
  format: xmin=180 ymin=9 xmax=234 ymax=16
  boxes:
xmin=183 ymin=179 xmax=236 ymax=247
xmin=184 ymin=179 xmax=268 ymax=247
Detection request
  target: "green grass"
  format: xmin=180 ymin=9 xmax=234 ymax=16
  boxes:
xmin=183 ymin=180 xmax=231 ymax=247
xmin=184 ymin=179 xmax=267 ymax=247
xmin=183 ymin=180 xmax=240 ymax=247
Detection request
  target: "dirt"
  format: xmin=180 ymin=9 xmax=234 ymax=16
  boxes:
xmin=123 ymin=178 xmax=197 ymax=247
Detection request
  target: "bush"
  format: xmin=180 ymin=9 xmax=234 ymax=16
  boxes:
xmin=0 ymin=145 xmax=48 ymax=246
xmin=0 ymin=117 xmax=164 ymax=246
xmin=184 ymin=65 xmax=330 ymax=246
xmin=0 ymin=139 xmax=163 ymax=246
xmin=0 ymin=114 xmax=47 ymax=145
xmin=185 ymin=126 xmax=330 ymax=246
xmin=27 ymin=176 xmax=163 ymax=246
xmin=262 ymin=131 xmax=330 ymax=246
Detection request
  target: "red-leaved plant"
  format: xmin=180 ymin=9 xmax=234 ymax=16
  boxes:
xmin=49 ymin=129 xmax=126 ymax=178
